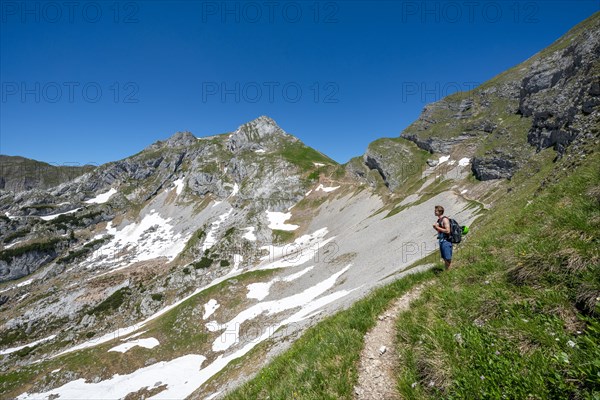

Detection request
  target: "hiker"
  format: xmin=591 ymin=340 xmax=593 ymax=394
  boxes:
xmin=433 ymin=205 xmax=452 ymax=269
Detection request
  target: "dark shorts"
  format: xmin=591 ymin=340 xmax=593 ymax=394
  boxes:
xmin=439 ymin=239 xmax=453 ymax=261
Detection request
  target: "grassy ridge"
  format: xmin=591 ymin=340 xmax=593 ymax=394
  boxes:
xmin=395 ymin=149 xmax=600 ymax=399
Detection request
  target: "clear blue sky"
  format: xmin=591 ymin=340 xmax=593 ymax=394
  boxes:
xmin=1 ymin=1 xmax=598 ymax=166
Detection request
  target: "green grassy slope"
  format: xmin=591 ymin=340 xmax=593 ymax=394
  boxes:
xmin=224 ymin=138 xmax=599 ymax=398
xmin=394 ymin=146 xmax=600 ymax=399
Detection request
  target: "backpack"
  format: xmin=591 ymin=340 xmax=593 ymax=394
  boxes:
xmin=441 ymin=217 xmax=464 ymax=244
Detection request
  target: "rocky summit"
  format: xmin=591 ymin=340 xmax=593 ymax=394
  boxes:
xmin=0 ymin=13 xmax=598 ymax=400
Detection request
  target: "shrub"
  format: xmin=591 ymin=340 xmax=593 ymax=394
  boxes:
xmin=88 ymin=287 xmax=131 ymax=315
xmin=2 ymin=229 xmax=30 ymax=244
xmin=193 ymin=257 xmax=213 ymax=269
xmin=151 ymin=293 xmax=163 ymax=302
xmin=0 ymin=238 xmax=62 ymax=263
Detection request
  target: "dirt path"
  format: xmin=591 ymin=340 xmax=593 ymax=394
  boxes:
xmin=354 ymin=283 xmax=429 ymax=400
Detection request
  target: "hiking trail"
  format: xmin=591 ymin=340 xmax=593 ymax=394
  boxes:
xmin=354 ymin=283 xmax=430 ymax=400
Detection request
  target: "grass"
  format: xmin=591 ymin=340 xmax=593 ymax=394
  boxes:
xmin=393 ymin=148 xmax=600 ymax=398
xmin=271 ymin=229 xmax=295 ymax=244
xmin=151 ymin=293 xmax=164 ymax=302
xmin=225 ymin=270 xmax=436 ymax=399
xmin=279 ymin=140 xmax=337 ymax=171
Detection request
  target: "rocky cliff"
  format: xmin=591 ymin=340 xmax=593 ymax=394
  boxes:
xmin=401 ymin=12 xmax=600 ymax=181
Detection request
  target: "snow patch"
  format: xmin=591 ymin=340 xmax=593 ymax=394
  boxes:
xmin=211 ymin=264 xmax=352 ymax=352
xmin=203 ymin=299 xmax=220 ymax=320
xmin=258 ymin=227 xmax=333 ymax=270
xmin=85 ymin=188 xmax=117 ymax=204
xmin=266 ymin=211 xmax=299 ymax=231
xmin=17 ymin=354 xmax=208 ymax=400
xmin=315 ymin=184 xmax=340 ymax=193
xmin=458 ymin=157 xmax=471 ymax=167
xmin=40 ymin=208 xmax=81 ymax=221
xmin=246 ymin=265 xmax=314 ymax=301
xmin=246 ymin=281 xmax=275 ymax=301
xmin=205 ymin=391 xmax=222 ymax=400
xmin=173 ymin=179 xmax=185 ymax=195
xmin=202 ymin=209 xmax=234 ymax=252
xmin=105 ymin=211 xmax=188 ymax=262
xmin=242 ymin=227 xmax=256 ymax=241
xmin=0 ymin=334 xmax=56 ymax=355
xmin=254 ymin=149 xmax=266 ymax=153
xmin=86 ymin=210 xmax=191 ymax=272
xmin=228 ymin=183 xmax=239 ymax=197
xmin=438 ymin=155 xmax=450 ymax=164
xmin=108 ymin=338 xmax=160 ymax=353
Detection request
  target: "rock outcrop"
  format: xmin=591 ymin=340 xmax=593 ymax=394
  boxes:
xmin=400 ymin=13 xmax=600 ymax=181
xmin=361 ymin=138 xmax=427 ymax=191
xmin=520 ymin=26 xmax=600 ymax=154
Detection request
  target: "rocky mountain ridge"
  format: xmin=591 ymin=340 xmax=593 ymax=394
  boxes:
xmin=399 ymin=12 xmax=600 ymax=181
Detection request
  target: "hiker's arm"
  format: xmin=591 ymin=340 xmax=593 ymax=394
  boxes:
xmin=441 ymin=218 xmax=451 ymax=233
xmin=434 ymin=219 xmax=450 ymax=233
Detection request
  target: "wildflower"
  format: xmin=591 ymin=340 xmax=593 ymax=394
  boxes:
xmin=567 ymin=340 xmax=576 ymax=348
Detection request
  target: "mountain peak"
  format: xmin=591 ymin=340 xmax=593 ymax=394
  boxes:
xmin=165 ymin=131 xmax=197 ymax=147
xmin=240 ymin=115 xmax=284 ymax=136
xmin=227 ymin=115 xmax=293 ymax=152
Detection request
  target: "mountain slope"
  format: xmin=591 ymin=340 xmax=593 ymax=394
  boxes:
xmin=0 ymin=155 xmax=95 ymax=192
xmin=397 ymin=12 xmax=600 ymax=181
xmin=219 ymin=14 xmax=600 ymax=399
xmin=0 ymin=113 xmax=479 ymax=399
xmin=1 ymin=13 xmax=599 ymax=400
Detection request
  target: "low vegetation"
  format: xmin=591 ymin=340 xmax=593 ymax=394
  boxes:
xmin=87 ymin=287 xmax=132 ymax=316
xmin=0 ymin=238 xmax=62 ymax=263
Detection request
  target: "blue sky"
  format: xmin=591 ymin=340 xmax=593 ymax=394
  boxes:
xmin=1 ymin=1 xmax=598 ymax=166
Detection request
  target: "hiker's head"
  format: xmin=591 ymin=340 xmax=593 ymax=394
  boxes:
xmin=434 ymin=205 xmax=444 ymax=216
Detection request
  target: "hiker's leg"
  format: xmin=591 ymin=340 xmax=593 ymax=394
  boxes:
xmin=440 ymin=240 xmax=452 ymax=268
xmin=439 ymin=242 xmax=452 ymax=269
